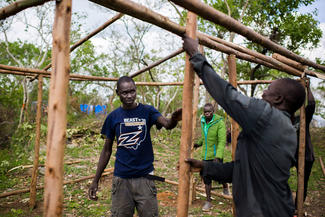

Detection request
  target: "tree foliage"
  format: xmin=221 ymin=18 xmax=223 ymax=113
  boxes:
xmin=195 ymin=0 xmax=323 ymax=96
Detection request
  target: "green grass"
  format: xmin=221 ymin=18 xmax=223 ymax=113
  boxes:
xmin=1 ymin=122 xmax=324 ymax=216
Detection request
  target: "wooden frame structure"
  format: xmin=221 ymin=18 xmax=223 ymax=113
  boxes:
xmin=1 ymin=0 xmax=325 ymax=217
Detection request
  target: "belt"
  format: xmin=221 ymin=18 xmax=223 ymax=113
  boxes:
xmin=145 ymin=174 xmax=165 ymax=182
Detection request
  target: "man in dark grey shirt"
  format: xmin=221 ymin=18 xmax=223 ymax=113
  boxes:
xmin=182 ymin=35 xmax=306 ymax=217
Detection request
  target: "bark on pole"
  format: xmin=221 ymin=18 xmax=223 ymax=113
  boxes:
xmin=44 ymin=0 xmax=71 ymax=216
xmin=69 ymin=13 xmax=123 ymax=52
xmin=272 ymin=53 xmax=325 ymax=79
xmin=272 ymin=53 xmax=307 ymax=72
xmin=176 ymin=11 xmax=196 ymax=217
xmin=189 ymin=63 xmax=201 ymax=205
xmin=130 ymin=48 xmax=184 ymax=78
xmin=169 ymin=0 xmax=325 ymax=72
xmin=297 ymin=81 xmax=306 ymax=217
xmin=0 ymin=0 xmax=52 ymax=20
xmin=0 ymin=68 xmax=275 ymax=86
xmin=0 ymin=65 xmax=119 ymax=81
xmin=228 ymin=55 xmax=239 ymax=160
xmin=228 ymin=54 xmax=239 ymax=217
xmin=29 ymin=75 xmax=43 ymax=209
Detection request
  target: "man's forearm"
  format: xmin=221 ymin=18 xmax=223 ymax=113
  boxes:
xmin=93 ymin=151 xmax=111 ymax=183
xmin=165 ymin=118 xmax=178 ymax=129
xmin=203 ymin=161 xmax=234 ymax=183
xmin=190 ymin=53 xmax=235 ymax=116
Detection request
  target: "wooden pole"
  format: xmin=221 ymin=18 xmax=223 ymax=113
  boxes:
xmin=41 ymin=13 xmax=124 ymax=72
xmin=272 ymin=53 xmax=325 ymax=79
xmin=238 ymin=80 xmax=272 ymax=85
xmin=135 ymin=81 xmax=182 ymax=86
xmin=272 ymin=53 xmax=307 ymax=72
xmin=320 ymin=157 xmax=325 ymax=176
xmin=0 ymin=0 xmax=52 ymax=20
xmin=228 ymin=55 xmax=239 ymax=160
xmin=228 ymin=54 xmax=239 ymax=217
xmin=0 ymin=69 xmax=38 ymax=77
xmin=165 ymin=179 xmax=232 ymax=200
xmin=206 ymin=34 xmax=306 ymax=77
xmin=0 ymin=169 xmax=113 ymax=199
xmin=8 ymin=160 xmax=82 ymax=173
xmin=169 ymin=0 xmax=325 ymax=72
xmin=0 ymin=66 xmax=119 ymax=81
xmin=189 ymin=63 xmax=201 ymax=205
xmin=0 ymin=68 xmax=275 ymax=85
xmin=29 ymin=75 xmax=43 ymax=209
xmin=70 ymin=13 xmax=123 ymax=52
xmin=297 ymin=80 xmax=306 ymax=217
xmin=176 ymin=11 xmax=196 ymax=217
xmin=130 ymin=48 xmax=184 ymax=78
xmin=0 ymin=64 xmax=52 ymax=75
xmin=44 ymin=0 xmax=71 ymax=216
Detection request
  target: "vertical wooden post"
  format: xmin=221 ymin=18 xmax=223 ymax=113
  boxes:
xmin=297 ymin=80 xmax=306 ymax=217
xmin=189 ymin=64 xmax=201 ymax=205
xmin=44 ymin=0 xmax=72 ymax=216
xmin=29 ymin=75 xmax=43 ymax=208
xmin=227 ymin=55 xmax=239 ymax=160
xmin=176 ymin=11 xmax=197 ymax=217
xmin=228 ymin=54 xmax=239 ymax=217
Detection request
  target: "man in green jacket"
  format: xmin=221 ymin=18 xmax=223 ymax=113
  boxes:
xmin=194 ymin=103 xmax=228 ymax=211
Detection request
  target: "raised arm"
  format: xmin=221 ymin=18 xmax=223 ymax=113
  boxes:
xmin=156 ymin=108 xmax=182 ymax=130
xmin=89 ymin=138 xmax=113 ymax=200
xmin=183 ymin=35 xmax=267 ymax=133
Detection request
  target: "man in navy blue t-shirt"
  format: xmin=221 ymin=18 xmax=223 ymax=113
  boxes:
xmin=89 ymin=76 xmax=182 ymax=217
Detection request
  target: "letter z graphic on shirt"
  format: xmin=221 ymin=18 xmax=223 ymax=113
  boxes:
xmin=118 ymin=120 xmax=147 ymax=150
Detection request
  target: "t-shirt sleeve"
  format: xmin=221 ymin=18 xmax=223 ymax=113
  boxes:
xmin=148 ymin=105 xmax=162 ymax=127
xmin=101 ymin=113 xmax=115 ymax=140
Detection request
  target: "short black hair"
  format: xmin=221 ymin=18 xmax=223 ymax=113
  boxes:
xmin=116 ymin=76 xmax=135 ymax=91
xmin=277 ymin=78 xmax=305 ymax=114
xmin=204 ymin=103 xmax=214 ymax=110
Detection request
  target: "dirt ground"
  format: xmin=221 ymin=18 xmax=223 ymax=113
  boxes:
xmin=0 ymin=174 xmax=324 ymax=217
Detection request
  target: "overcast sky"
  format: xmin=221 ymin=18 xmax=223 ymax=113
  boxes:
xmin=72 ymin=0 xmax=325 ymax=59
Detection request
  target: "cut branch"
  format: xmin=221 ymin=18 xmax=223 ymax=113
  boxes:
xmin=7 ymin=160 xmax=82 ymax=173
xmin=130 ymin=48 xmax=184 ymax=78
xmin=42 ymin=13 xmax=124 ymax=71
xmin=0 ymin=169 xmax=113 ymax=199
xmin=0 ymin=0 xmax=53 ymax=20
xmin=320 ymin=157 xmax=325 ymax=177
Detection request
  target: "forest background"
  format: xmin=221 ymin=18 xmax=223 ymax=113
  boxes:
xmin=0 ymin=0 xmax=325 ymax=216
